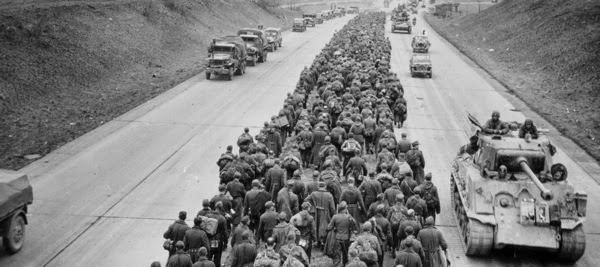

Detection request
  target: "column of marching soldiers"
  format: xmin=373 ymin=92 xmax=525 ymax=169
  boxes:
xmin=159 ymin=12 xmax=449 ymax=267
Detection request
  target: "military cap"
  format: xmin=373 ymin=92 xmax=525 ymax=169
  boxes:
xmin=392 ymin=178 xmax=399 ymax=184
xmin=404 ymin=236 xmax=414 ymax=247
xmin=425 ymin=216 xmax=435 ymax=226
xmin=405 ymin=226 xmax=414 ymax=235
xmin=215 ymin=201 xmax=223 ymax=209
xmin=396 ymin=193 xmax=404 ymax=201
xmin=175 ymin=240 xmax=185 ymax=248
xmin=414 ymin=186 xmax=422 ymax=194
xmin=380 ymin=162 xmax=388 ymax=168
xmin=252 ymin=179 xmax=261 ymax=186
xmin=377 ymin=193 xmax=385 ymax=200
xmin=318 ymin=181 xmax=326 ymax=187
xmin=278 ymin=212 xmax=287 ymax=220
xmin=265 ymin=201 xmax=275 ymax=209
xmin=241 ymin=216 xmax=250 ymax=224
xmin=198 ymin=247 xmax=208 ymax=256
xmin=348 ymin=177 xmax=355 ymax=184
xmin=218 ymin=184 xmax=226 ymax=191
xmin=266 ymin=237 xmax=276 ymax=246
xmin=193 ymin=216 xmax=203 ymax=226
xmin=227 ymin=145 xmax=233 ymax=151
xmin=242 ymin=231 xmax=251 ymax=240
xmin=202 ymin=199 xmax=210 ymax=207
xmin=349 ymin=248 xmax=358 ymax=257
xmin=338 ymin=201 xmax=348 ymax=211
xmin=287 ymin=180 xmax=295 ymax=186
xmin=425 ymin=173 xmax=432 ymax=180
xmin=293 ymin=170 xmax=301 ymax=177
xmin=312 ymin=171 xmax=320 ymax=177
xmin=301 ymin=202 xmax=311 ymax=210
xmin=179 ymin=211 xmax=187 ymax=218
xmin=244 ymin=127 xmax=250 ymax=133
xmin=362 ymin=221 xmax=372 ymax=231
xmin=412 ymin=141 xmax=419 ymax=146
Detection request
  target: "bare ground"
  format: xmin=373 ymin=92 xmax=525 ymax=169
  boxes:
xmin=424 ymin=0 xmax=600 ymax=161
xmin=0 ymin=0 xmax=302 ymax=170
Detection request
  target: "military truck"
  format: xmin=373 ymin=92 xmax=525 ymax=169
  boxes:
xmin=237 ymin=28 xmax=268 ymax=65
xmin=265 ymin=27 xmax=282 ymax=52
xmin=451 ymin=115 xmax=587 ymax=262
xmin=315 ymin=13 xmax=324 ymax=24
xmin=0 ymin=170 xmax=33 ymax=254
xmin=206 ymin=36 xmax=247 ymax=80
xmin=412 ymin=35 xmax=431 ymax=53
xmin=303 ymin=13 xmax=316 ymax=27
xmin=409 ymin=54 xmax=432 ymax=78
xmin=292 ymin=18 xmax=306 ymax=32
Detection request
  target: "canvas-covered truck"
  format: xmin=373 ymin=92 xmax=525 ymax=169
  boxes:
xmin=0 ymin=170 xmax=33 ymax=254
xmin=237 ymin=28 xmax=268 ymax=65
xmin=265 ymin=27 xmax=282 ymax=52
xmin=206 ymin=36 xmax=247 ymax=80
xmin=303 ymin=13 xmax=317 ymax=27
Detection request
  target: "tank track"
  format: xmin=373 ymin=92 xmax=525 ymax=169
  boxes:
xmin=451 ymin=175 xmax=494 ymax=256
xmin=557 ymin=225 xmax=586 ymax=262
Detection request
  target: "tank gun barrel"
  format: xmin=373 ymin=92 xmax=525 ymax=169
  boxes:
xmin=518 ymin=158 xmax=553 ymax=201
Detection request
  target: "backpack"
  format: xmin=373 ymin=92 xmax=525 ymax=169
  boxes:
xmin=389 ymin=206 xmax=405 ymax=225
xmin=198 ymin=215 xmax=219 ymax=236
xmin=406 ymin=150 xmax=421 ymax=168
xmin=423 ymin=187 xmax=437 ymax=207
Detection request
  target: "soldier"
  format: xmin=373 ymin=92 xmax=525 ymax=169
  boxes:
xmin=164 ymin=211 xmax=191 ymax=259
xmin=388 ymin=194 xmax=408 ymax=253
xmin=304 ymin=181 xmax=336 ymax=247
xmin=406 ymin=187 xmax=428 ymax=225
xmin=391 ymin=153 xmax=413 ymax=181
xmin=197 ymin=200 xmax=212 ymax=217
xmin=378 ymin=131 xmax=397 ymax=154
xmin=321 ymin=164 xmax=342 ymax=204
xmin=367 ymin=193 xmax=390 ymax=219
xmin=519 ymin=118 xmax=539 ymax=139
xmin=183 ymin=217 xmax=210 ymax=263
xmin=346 ymin=248 xmax=367 ymax=267
xmin=340 ymin=177 xmax=367 ymax=224
xmin=358 ymin=172 xmax=382 ymax=213
xmin=265 ymin=126 xmax=283 ymax=158
xmin=297 ymin=124 xmax=314 ymax=166
xmin=253 ymin=238 xmax=280 ymax=267
xmin=394 ymin=237 xmax=422 ymax=267
xmin=193 ymin=247 xmax=215 ymax=267
xmin=282 ymin=145 xmax=303 ymax=179
xmin=327 ymin=202 xmax=359 ymax=266
xmin=323 ymin=147 xmax=343 ymax=177
xmin=397 ymin=209 xmax=422 ymax=244
xmin=231 ymin=216 xmax=255 ymax=248
xmin=376 ymin=164 xmax=394 ymax=193
xmin=291 ymin=202 xmax=316 ymax=260
xmin=237 ymin=127 xmax=254 ymax=154
xmin=377 ymin=144 xmax=395 ymax=173
xmin=371 ymin=205 xmax=393 ymax=267
xmin=207 ymin=202 xmax=230 ymax=267
xmin=304 ymin=171 xmax=320 ymax=202
xmin=277 ymin=180 xmax=299 ymax=221
xmin=226 ymin=173 xmax=246 ymax=228
xmin=167 ymin=241 xmax=193 ymax=267
xmin=420 ymin=173 xmax=440 ymax=223
xmin=290 ymin=170 xmax=306 ymax=201
xmin=363 ymin=114 xmax=377 ymax=154
xmin=330 ymin=120 xmax=348 ymax=153
xmin=230 ymin=231 xmax=258 ymax=267
xmin=483 ymin=110 xmax=509 ymax=135
xmin=318 ymin=136 xmax=338 ymax=169
xmin=396 ymin=133 xmax=412 ymax=157
xmin=399 ymin=226 xmax=424 ymax=262
xmin=349 ymin=222 xmax=380 ymax=267
xmin=244 ymin=180 xmax=270 ymax=232
xmin=349 ymin=117 xmax=366 ymax=154
xmin=256 ymin=201 xmax=279 ymax=243
xmin=384 ymin=178 xmax=403 ymax=206
xmin=342 ymin=134 xmax=363 ymax=175
xmin=406 ymin=141 xmax=425 ymax=184
xmin=210 ymin=185 xmax=233 ymax=223
xmin=417 ymin=217 xmax=448 ymax=267
xmin=271 ymin=212 xmax=300 ymax=251
xmin=279 ymin=233 xmax=309 ymax=267
xmin=311 ymin=125 xmax=329 ymax=168
xmin=265 ymin=159 xmax=286 ymax=202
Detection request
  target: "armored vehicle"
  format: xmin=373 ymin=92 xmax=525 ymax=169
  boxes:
xmin=392 ymin=21 xmax=412 ymax=34
xmin=293 ymin=18 xmax=306 ymax=32
xmin=409 ymin=54 xmax=432 ymax=78
xmin=451 ymin=116 xmax=587 ymax=262
xmin=412 ymin=35 xmax=431 ymax=53
xmin=206 ymin=36 xmax=247 ymax=80
xmin=0 ymin=170 xmax=33 ymax=254
xmin=265 ymin=27 xmax=282 ymax=52
xmin=303 ymin=13 xmax=316 ymax=27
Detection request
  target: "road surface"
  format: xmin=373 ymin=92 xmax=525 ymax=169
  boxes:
xmin=1 ymin=4 xmax=599 ymax=267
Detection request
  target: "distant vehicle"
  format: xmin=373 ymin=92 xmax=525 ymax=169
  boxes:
xmin=412 ymin=35 xmax=431 ymax=53
xmin=237 ymin=28 xmax=268 ymax=66
xmin=265 ymin=27 xmax=282 ymax=52
xmin=392 ymin=21 xmax=412 ymax=34
xmin=348 ymin=6 xmax=359 ymax=14
xmin=452 ymin=118 xmax=587 ymax=262
xmin=409 ymin=54 xmax=432 ymax=78
xmin=206 ymin=36 xmax=247 ymax=80
xmin=303 ymin=13 xmax=316 ymax=27
xmin=0 ymin=170 xmax=33 ymax=254
xmin=333 ymin=8 xmax=341 ymax=17
xmin=315 ymin=13 xmax=324 ymax=24
xmin=292 ymin=18 xmax=307 ymax=32
xmin=322 ymin=10 xmax=333 ymax=20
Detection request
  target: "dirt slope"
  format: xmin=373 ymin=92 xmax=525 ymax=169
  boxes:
xmin=0 ymin=0 xmax=301 ymax=170
xmin=426 ymin=0 xmax=600 ymax=160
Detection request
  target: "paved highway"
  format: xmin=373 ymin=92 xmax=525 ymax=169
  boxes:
xmin=1 ymin=4 xmax=599 ymax=267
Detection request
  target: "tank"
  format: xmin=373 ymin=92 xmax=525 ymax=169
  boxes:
xmin=451 ymin=117 xmax=587 ymax=262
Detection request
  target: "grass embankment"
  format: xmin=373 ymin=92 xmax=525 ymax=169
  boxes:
xmin=425 ymin=0 xmax=600 ymax=160
xmin=0 ymin=0 xmax=301 ymax=170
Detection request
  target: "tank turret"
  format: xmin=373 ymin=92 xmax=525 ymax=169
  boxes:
xmin=450 ymin=115 xmax=587 ymax=262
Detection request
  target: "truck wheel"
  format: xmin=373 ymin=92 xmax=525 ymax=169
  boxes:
xmin=279 ymin=41 xmax=282 ymax=47
xmin=205 ymin=72 xmax=210 ymax=80
xmin=227 ymin=69 xmax=233 ymax=81
xmin=3 ymin=212 xmax=26 ymax=254
xmin=258 ymin=54 xmax=263 ymax=63
xmin=274 ymin=43 xmax=277 ymax=51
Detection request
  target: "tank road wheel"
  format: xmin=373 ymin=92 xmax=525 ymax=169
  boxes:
xmin=464 ymin=220 xmax=494 ymax=256
xmin=557 ymin=225 xmax=586 ymax=262
xmin=2 ymin=212 xmax=26 ymax=254
xmin=205 ymin=72 xmax=211 ymax=80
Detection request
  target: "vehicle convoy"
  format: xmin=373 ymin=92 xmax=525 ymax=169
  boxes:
xmin=292 ymin=18 xmax=307 ymax=32
xmin=265 ymin=27 xmax=282 ymax=52
xmin=206 ymin=36 xmax=247 ymax=80
xmin=315 ymin=13 xmax=324 ymax=24
xmin=452 ymin=116 xmax=587 ymax=262
xmin=392 ymin=20 xmax=412 ymax=34
xmin=409 ymin=54 xmax=432 ymax=78
xmin=303 ymin=13 xmax=316 ymax=27
xmin=412 ymin=35 xmax=431 ymax=53
xmin=0 ymin=170 xmax=33 ymax=254
xmin=237 ymin=28 xmax=268 ymax=65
